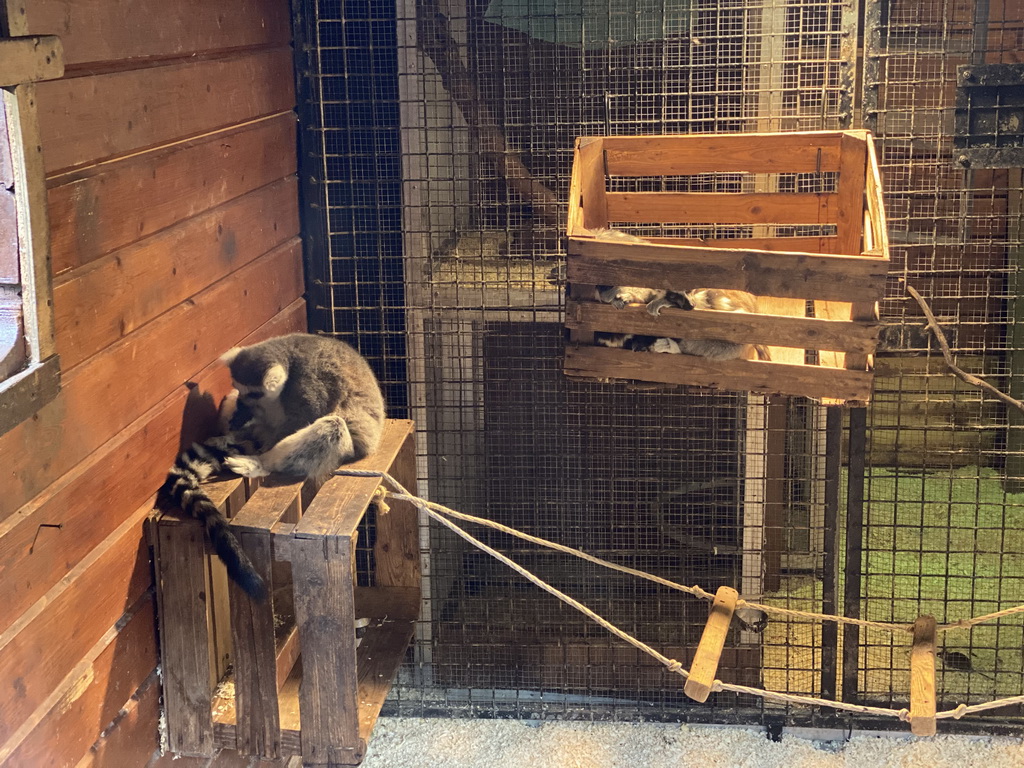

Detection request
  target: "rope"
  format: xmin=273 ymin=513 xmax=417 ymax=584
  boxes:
xmin=333 ymin=469 xmax=1024 ymax=725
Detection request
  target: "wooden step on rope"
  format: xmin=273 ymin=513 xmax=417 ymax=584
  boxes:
xmin=684 ymin=586 xmax=738 ymax=703
xmin=910 ymin=615 xmax=938 ymax=737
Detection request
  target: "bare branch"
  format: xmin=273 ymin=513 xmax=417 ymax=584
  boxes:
xmin=904 ymin=282 xmax=1024 ymax=413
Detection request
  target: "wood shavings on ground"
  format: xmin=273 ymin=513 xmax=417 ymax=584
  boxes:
xmin=362 ymin=718 xmax=1024 ymax=768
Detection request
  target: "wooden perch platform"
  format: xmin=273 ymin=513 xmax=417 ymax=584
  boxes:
xmin=151 ymin=419 xmax=420 ymax=766
xmin=564 ymin=131 xmax=891 ymax=404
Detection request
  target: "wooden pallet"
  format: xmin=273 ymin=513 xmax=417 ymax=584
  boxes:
xmin=151 ymin=419 xmax=419 ymax=766
xmin=564 ymin=130 xmax=891 ymax=404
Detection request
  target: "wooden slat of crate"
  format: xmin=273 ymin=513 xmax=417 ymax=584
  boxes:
xmin=566 ymin=300 xmax=880 ymax=355
xmin=564 ymin=345 xmax=874 ymax=402
xmin=601 ymin=131 xmax=844 ymax=175
xmin=227 ymin=476 xmax=316 ymax=759
xmin=292 ymin=533 xmax=363 ymax=765
xmin=567 ymin=237 xmax=889 ymax=303
xmin=152 ymin=475 xmax=245 ymax=757
xmin=294 ymin=419 xmax=416 ymax=541
xmin=605 ymin=191 xmax=839 ymax=226
xmin=646 ymin=235 xmax=841 ymax=253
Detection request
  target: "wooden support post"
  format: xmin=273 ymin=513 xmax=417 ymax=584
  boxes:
xmin=293 ymin=534 xmax=363 ymax=766
xmin=228 ymin=529 xmax=281 ymax=757
xmin=375 ymin=426 xmax=421 ymax=589
xmin=684 ymin=586 xmax=738 ymax=703
xmin=909 ymin=615 xmax=938 ymax=736
xmin=155 ymin=520 xmax=215 ymax=756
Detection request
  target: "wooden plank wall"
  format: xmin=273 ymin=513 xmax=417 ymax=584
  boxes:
xmin=0 ymin=2 xmax=304 ymax=766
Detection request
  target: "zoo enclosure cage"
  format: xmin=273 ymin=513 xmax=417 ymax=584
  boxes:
xmin=292 ymin=0 xmax=1024 ymax=732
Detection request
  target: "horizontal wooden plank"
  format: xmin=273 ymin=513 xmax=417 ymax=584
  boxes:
xmin=38 ymin=47 xmax=295 ymax=174
xmin=601 ymin=132 xmax=846 ymax=175
xmin=605 ymin=192 xmax=839 ymax=225
xmin=0 ymin=36 xmax=64 ymax=86
xmin=0 ymin=595 xmax=157 ymax=768
xmin=75 ymin=671 xmax=160 ymax=768
xmin=296 ymin=420 xmax=417 ymax=539
xmin=48 ymin=114 xmax=297 ymax=275
xmin=646 ymin=235 xmax=840 ymax=254
xmin=356 ymin=618 xmax=416 ymax=743
xmin=25 ymin=0 xmax=290 ymax=69
xmin=54 ymin=181 xmax=300 ymax=370
xmin=567 ymin=238 xmax=889 ymax=303
xmin=566 ymin=300 xmax=881 ymax=354
xmin=0 ymin=505 xmax=152 ymax=744
xmin=564 ymin=344 xmax=874 ymax=401
xmin=0 ymin=300 xmax=304 ymax=637
xmin=0 ymin=242 xmax=304 ymax=525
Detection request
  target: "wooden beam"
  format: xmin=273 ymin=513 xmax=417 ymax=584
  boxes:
xmin=229 ymin=529 xmax=281 ymax=758
xmin=683 ymin=587 xmax=738 ymax=703
xmin=605 ymin=192 xmax=839 ymax=226
xmin=372 ymin=421 xmax=420 ymax=589
xmin=0 ymin=596 xmax=157 ymax=767
xmin=37 ymin=47 xmax=295 ymax=175
xmin=567 ymin=238 xmax=889 ymax=303
xmin=564 ymin=345 xmax=875 ymax=402
xmin=0 ymin=505 xmax=152 ymax=748
xmin=565 ymin=300 xmax=881 ymax=354
xmin=154 ymin=517 xmax=215 ymax=756
xmin=645 ymin=235 xmax=840 ymax=253
xmin=909 ymin=615 xmax=937 ymax=737
xmin=0 ymin=36 xmax=64 ymax=86
xmin=835 ymin=134 xmax=867 ymax=256
xmin=292 ymin=535 xmax=364 ymax=765
xmin=54 ymin=188 xmax=300 ymax=371
xmin=576 ymin=138 xmax=608 ymax=231
xmin=48 ymin=114 xmax=297 ymax=276
xmin=24 ymin=0 xmax=289 ymax=70
xmin=601 ymin=132 xmax=843 ymax=175
xmin=75 ymin=671 xmax=161 ymax=768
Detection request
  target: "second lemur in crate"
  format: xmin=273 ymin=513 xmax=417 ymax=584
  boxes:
xmin=160 ymin=333 xmax=386 ymax=600
xmin=589 ymin=228 xmax=771 ymax=361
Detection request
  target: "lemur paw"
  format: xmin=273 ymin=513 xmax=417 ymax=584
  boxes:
xmin=224 ymin=455 xmax=270 ymax=478
xmin=651 ymin=338 xmax=681 ymax=354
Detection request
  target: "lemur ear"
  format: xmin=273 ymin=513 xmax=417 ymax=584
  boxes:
xmin=262 ymin=364 xmax=287 ymax=396
xmin=220 ymin=347 xmax=242 ymax=366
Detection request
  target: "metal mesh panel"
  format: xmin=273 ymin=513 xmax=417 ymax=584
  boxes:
xmin=860 ymin=0 xmax=1024 ymax=719
xmin=292 ymin=0 xmax=1024 ymax=732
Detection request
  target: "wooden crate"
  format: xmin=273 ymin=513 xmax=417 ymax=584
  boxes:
xmin=564 ymin=131 xmax=891 ymax=404
xmin=151 ymin=419 xmax=419 ymax=766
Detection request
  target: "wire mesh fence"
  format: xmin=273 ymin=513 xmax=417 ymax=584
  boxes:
xmin=292 ymin=0 xmax=1024 ymax=731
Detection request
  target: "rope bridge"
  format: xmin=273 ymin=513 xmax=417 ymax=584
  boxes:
xmin=336 ymin=469 xmax=1024 ymax=734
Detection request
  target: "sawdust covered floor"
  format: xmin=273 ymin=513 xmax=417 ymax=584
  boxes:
xmin=360 ymin=718 xmax=1024 ymax=768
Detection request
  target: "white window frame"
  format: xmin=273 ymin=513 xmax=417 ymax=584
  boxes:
xmin=0 ymin=33 xmax=64 ymax=436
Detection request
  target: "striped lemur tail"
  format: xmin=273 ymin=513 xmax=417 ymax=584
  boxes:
xmin=161 ymin=439 xmax=268 ymax=602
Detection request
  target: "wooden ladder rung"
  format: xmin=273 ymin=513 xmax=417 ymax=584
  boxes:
xmin=909 ymin=615 xmax=937 ymax=736
xmin=684 ymin=586 xmax=738 ymax=703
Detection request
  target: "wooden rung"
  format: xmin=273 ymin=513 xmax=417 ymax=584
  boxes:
xmin=605 ymin=192 xmax=839 ymax=226
xmin=566 ymin=237 xmax=889 ymax=303
xmin=684 ymin=586 xmax=738 ymax=703
xmin=564 ymin=344 xmax=875 ymax=402
xmin=565 ymin=300 xmax=881 ymax=355
xmin=909 ymin=615 xmax=937 ymax=736
xmin=601 ymin=132 xmax=844 ymax=175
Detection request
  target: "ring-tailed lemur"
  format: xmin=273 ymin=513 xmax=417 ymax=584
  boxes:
xmin=161 ymin=333 xmax=386 ymax=600
xmin=590 ymin=228 xmax=771 ymax=362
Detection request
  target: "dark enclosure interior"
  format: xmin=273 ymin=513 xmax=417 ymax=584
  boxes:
xmin=293 ymin=0 xmax=1024 ymax=731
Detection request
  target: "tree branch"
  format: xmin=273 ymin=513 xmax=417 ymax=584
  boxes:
xmin=904 ymin=282 xmax=1024 ymax=413
xmin=416 ymin=0 xmax=561 ymax=228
